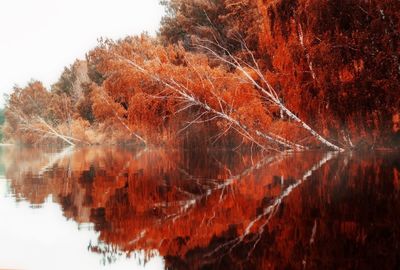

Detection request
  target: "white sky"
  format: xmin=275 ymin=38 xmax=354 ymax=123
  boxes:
xmin=0 ymin=0 xmax=165 ymax=107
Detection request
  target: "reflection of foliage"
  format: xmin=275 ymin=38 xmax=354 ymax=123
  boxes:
xmin=88 ymin=240 xmax=160 ymax=267
xmin=88 ymin=241 xmax=123 ymax=265
xmin=4 ymin=147 xmax=400 ymax=269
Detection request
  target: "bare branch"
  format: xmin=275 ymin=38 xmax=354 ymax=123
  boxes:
xmin=195 ymin=40 xmax=343 ymax=151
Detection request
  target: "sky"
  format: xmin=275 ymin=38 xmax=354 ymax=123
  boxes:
xmin=0 ymin=0 xmax=165 ymax=107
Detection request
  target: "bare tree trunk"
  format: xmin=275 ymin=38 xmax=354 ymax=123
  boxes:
xmin=275 ymin=104 xmax=343 ymax=151
xmin=37 ymin=117 xmax=76 ymax=146
xmin=196 ymin=41 xmax=344 ymax=151
xmin=113 ymin=53 xmax=299 ymax=152
xmin=7 ymin=108 xmax=85 ymax=146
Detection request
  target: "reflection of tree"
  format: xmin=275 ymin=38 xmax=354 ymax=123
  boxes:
xmin=4 ymin=148 xmax=400 ymax=270
xmin=201 ymin=152 xmax=337 ymax=263
xmin=164 ymin=152 xmax=400 ymax=270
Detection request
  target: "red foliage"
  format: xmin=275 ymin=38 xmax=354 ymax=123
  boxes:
xmin=3 ymin=0 xmax=399 ymax=149
xmin=256 ymin=0 xmax=400 ymax=146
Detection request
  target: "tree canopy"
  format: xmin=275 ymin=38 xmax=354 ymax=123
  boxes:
xmin=3 ymin=0 xmax=399 ymax=150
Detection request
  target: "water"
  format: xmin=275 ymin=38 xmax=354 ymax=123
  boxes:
xmin=0 ymin=146 xmax=399 ymax=270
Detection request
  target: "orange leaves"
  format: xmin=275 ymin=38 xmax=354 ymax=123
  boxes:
xmin=91 ymin=85 xmax=124 ymax=122
xmin=85 ymin=36 xmax=279 ymax=147
xmin=393 ymin=113 xmax=400 ymax=133
xmin=4 ymin=81 xmax=78 ymax=144
xmin=6 ymin=0 xmax=398 ymax=149
xmin=338 ymin=67 xmax=355 ymax=83
xmin=128 ymin=92 xmax=168 ymax=133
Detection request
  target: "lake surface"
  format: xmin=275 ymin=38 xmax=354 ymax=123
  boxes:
xmin=0 ymin=146 xmax=399 ymax=270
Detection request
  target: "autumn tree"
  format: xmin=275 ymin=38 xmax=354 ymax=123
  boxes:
xmin=160 ymin=0 xmax=400 ymax=148
xmin=159 ymin=0 xmax=260 ymax=56
xmin=256 ymin=0 xmax=400 ymax=147
xmin=88 ymin=36 xmax=313 ymax=150
xmin=3 ymin=0 xmax=399 ymax=149
xmin=4 ymin=81 xmax=87 ymax=145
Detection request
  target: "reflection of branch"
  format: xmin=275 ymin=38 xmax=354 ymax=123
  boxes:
xmin=38 ymin=146 xmax=75 ymax=176
xmin=204 ymin=151 xmax=338 ymax=261
xmin=302 ymin=219 xmax=317 ymax=269
xmin=244 ymin=152 xmax=337 ymax=255
xmin=116 ymin=147 xmax=147 ymax=178
xmin=155 ymin=153 xmax=288 ymax=222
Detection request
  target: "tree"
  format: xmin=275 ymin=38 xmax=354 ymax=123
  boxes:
xmin=4 ymin=81 xmax=83 ymax=145
xmin=3 ymin=0 xmax=398 ymax=149
xmin=256 ymin=0 xmax=400 ymax=147
xmin=159 ymin=0 xmax=260 ymax=56
xmin=88 ymin=36 xmax=318 ymax=151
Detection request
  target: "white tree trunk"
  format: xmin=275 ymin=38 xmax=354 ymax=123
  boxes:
xmin=196 ymin=42 xmax=344 ymax=151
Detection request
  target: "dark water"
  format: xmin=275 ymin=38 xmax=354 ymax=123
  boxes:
xmin=0 ymin=146 xmax=399 ymax=270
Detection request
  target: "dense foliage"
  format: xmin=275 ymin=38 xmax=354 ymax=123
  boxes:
xmin=257 ymin=0 xmax=400 ymax=148
xmin=3 ymin=0 xmax=399 ymax=150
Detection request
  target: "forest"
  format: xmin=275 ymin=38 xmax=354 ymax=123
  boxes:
xmin=3 ymin=0 xmax=400 ymax=151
